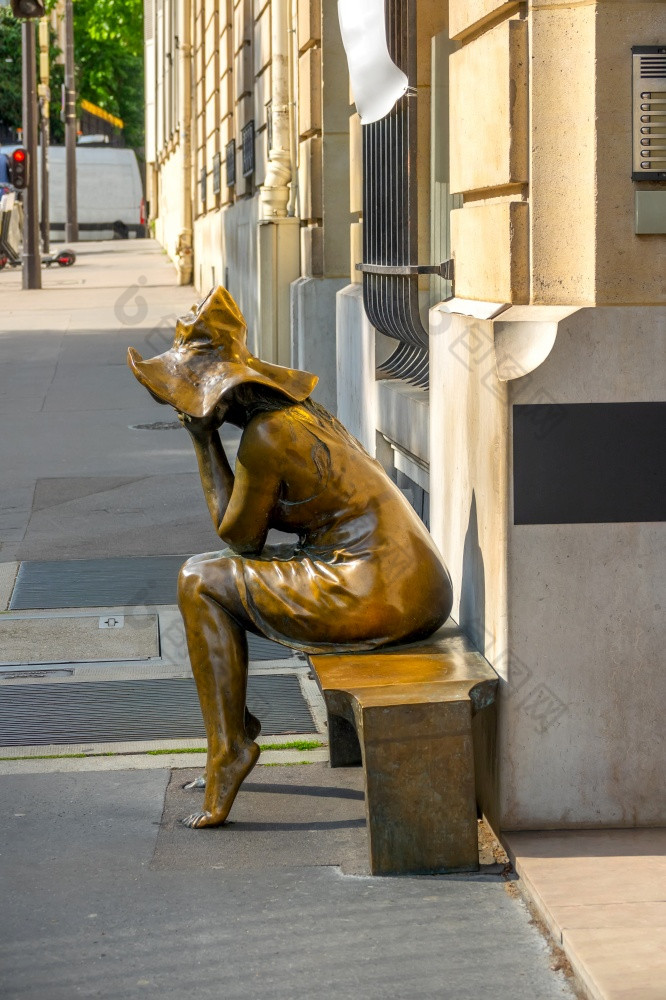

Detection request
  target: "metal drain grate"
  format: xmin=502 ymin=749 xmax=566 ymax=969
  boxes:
xmin=10 ymin=557 xmax=185 ymax=610
xmin=247 ymin=635 xmax=296 ymax=661
xmin=0 ymin=675 xmax=315 ymax=746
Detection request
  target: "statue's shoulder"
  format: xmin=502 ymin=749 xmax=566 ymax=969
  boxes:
xmin=238 ymin=408 xmax=293 ymax=466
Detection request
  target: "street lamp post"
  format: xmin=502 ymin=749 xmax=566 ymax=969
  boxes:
xmin=38 ymin=15 xmax=50 ymax=254
xmin=64 ymin=0 xmax=78 ymax=242
xmin=21 ymin=17 xmax=41 ymax=289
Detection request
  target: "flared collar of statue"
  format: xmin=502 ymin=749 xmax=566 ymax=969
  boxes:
xmin=127 ymin=286 xmax=318 ymax=418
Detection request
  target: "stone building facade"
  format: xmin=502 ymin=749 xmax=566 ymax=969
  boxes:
xmin=144 ymin=0 xmax=666 ymax=832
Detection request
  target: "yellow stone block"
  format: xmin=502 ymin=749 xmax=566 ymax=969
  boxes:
xmin=298 ymin=46 xmax=322 ymax=137
xmin=253 ymin=68 xmax=271 ymax=131
xmin=450 ymin=19 xmax=527 ymax=195
xmin=529 ymin=2 xmax=596 ymax=304
xmin=298 ymin=0 xmax=320 ymax=54
xmin=298 ymin=135 xmax=323 ymax=221
xmin=234 ymin=43 xmax=253 ymax=101
xmin=322 ymin=132 xmax=352 ymax=277
xmin=204 ymin=50 xmax=218 ymax=99
xmin=451 ymin=201 xmax=528 ymax=303
xmin=253 ymin=4 xmax=271 ymax=76
xmin=205 ymin=92 xmax=218 ymax=144
xmin=450 ymin=0 xmax=519 ymax=41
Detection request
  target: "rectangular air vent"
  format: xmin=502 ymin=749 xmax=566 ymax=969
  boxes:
xmin=632 ymin=46 xmax=666 ymax=180
xmin=225 ymin=139 xmax=236 ymax=187
xmin=241 ymin=120 xmax=255 ymax=178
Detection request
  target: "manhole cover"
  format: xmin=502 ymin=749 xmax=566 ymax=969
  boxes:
xmin=130 ymin=421 xmax=182 ymax=430
xmin=2 ymin=669 xmax=74 ymax=680
xmin=0 ymin=614 xmax=159 ymax=666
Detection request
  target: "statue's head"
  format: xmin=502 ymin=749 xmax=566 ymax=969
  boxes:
xmin=127 ymin=286 xmax=317 ymax=418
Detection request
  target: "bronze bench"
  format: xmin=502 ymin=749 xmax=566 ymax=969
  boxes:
xmin=308 ymin=622 xmax=498 ymax=876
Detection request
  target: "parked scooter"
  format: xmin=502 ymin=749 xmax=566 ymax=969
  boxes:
xmin=0 ymin=247 xmax=76 ymax=270
xmin=0 ymin=192 xmax=76 ymax=270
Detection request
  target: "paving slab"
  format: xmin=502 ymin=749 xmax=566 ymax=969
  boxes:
xmin=0 ymin=561 xmax=18 ymax=610
xmin=505 ymin=829 xmax=666 ymax=1000
xmin=0 ymin=766 xmax=577 ymax=1000
xmin=0 ymin=240 xmax=227 ymax=562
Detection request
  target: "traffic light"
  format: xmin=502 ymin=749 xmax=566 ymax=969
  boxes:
xmin=10 ymin=1 xmax=46 ymax=17
xmin=9 ymin=148 xmax=29 ymax=190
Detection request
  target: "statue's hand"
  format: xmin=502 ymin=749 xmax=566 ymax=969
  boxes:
xmin=178 ymin=407 xmax=226 ymax=442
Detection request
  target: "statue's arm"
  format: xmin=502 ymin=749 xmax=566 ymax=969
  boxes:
xmin=219 ymin=461 xmax=279 ymax=555
xmin=218 ymin=415 xmax=282 ymax=555
xmin=184 ymin=410 xmax=282 ymax=555
xmin=186 ymin=425 xmax=236 ymax=534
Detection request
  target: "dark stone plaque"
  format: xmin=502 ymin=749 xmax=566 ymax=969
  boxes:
xmin=513 ymin=402 xmax=666 ymax=524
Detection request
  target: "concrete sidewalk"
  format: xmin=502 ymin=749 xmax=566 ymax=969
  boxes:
xmin=0 ymin=764 xmax=577 ymax=1000
xmin=0 ymin=239 xmax=229 ymax=563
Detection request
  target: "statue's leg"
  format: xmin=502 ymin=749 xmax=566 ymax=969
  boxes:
xmin=177 ymin=555 xmax=260 ymax=828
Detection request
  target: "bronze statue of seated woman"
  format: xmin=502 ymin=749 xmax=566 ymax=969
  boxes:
xmin=128 ymin=287 xmax=453 ymax=829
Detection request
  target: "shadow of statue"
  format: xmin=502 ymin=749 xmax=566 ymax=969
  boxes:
xmin=459 ymin=490 xmax=486 ymax=655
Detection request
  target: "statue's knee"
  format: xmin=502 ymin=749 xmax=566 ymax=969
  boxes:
xmin=178 ymin=556 xmax=205 ymax=605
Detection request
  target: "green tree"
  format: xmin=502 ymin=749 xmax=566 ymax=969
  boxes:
xmin=0 ymin=4 xmax=63 ymax=144
xmin=0 ymin=0 xmax=144 ymax=150
xmin=0 ymin=9 xmax=23 ymax=141
xmin=74 ymin=0 xmax=144 ymax=150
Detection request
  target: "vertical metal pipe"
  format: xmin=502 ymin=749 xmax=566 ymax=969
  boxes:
xmin=260 ymin=0 xmax=293 ymax=217
xmin=22 ymin=18 xmax=41 ymax=290
xmin=39 ymin=105 xmax=49 ymax=254
xmin=176 ymin=0 xmax=193 ymax=285
xmin=39 ymin=16 xmax=50 ymax=254
xmin=64 ymin=0 xmax=78 ymax=243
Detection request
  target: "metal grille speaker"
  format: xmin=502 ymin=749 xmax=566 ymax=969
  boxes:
xmin=632 ymin=46 xmax=666 ymax=180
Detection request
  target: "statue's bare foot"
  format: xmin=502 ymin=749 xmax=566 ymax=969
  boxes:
xmin=180 ymin=740 xmax=260 ymax=829
xmin=183 ymin=713 xmax=260 ymax=791
xmin=183 ymin=775 xmax=206 ymax=791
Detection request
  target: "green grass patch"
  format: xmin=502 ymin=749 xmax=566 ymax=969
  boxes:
xmin=261 ymin=740 xmax=324 ymax=751
xmin=261 ymin=760 xmax=317 ymax=767
xmin=0 ymin=751 xmax=122 ymax=762
xmin=147 ymin=739 xmax=324 ymax=756
xmin=0 ymin=752 xmax=88 ymax=761
xmin=0 ymin=740 xmax=325 ymax=763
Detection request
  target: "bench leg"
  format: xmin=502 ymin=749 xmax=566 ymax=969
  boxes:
xmin=358 ymin=700 xmax=479 ymax=875
xmin=327 ymin=711 xmax=362 ymax=767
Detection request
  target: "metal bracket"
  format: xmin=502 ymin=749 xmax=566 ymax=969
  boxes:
xmin=356 ymin=259 xmax=454 ymax=281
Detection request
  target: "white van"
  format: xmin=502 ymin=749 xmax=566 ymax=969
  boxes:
xmin=0 ymin=145 xmax=145 ymax=241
